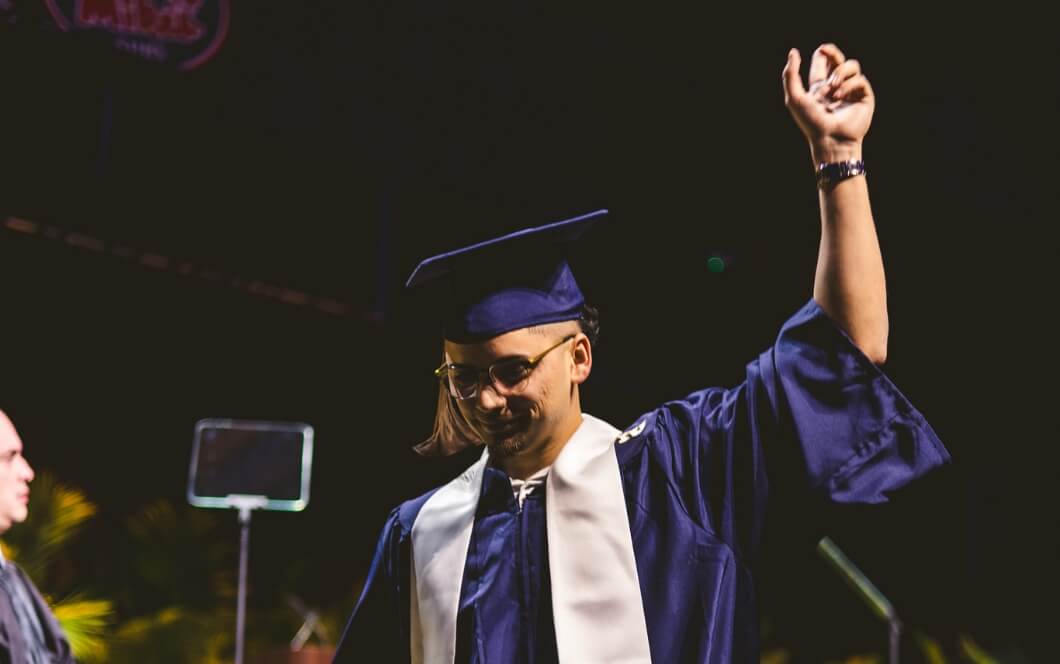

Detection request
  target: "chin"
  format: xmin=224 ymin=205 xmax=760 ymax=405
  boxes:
xmin=486 ymin=432 xmax=532 ymax=459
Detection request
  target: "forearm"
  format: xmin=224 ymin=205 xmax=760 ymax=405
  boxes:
xmin=811 ymin=145 xmax=888 ymax=364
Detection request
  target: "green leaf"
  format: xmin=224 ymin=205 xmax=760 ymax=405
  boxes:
xmin=53 ymin=595 xmax=114 ymax=663
xmin=959 ymin=634 xmax=1002 ymax=664
xmin=914 ymin=631 xmax=948 ymax=664
xmin=1 ymin=471 xmax=97 ymax=586
xmin=107 ymin=606 xmax=229 ymax=664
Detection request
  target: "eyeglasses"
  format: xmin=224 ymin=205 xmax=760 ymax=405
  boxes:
xmin=435 ymin=334 xmax=576 ymax=401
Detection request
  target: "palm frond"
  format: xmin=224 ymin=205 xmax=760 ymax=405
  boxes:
xmin=959 ymin=634 xmax=1011 ymax=664
xmin=107 ymin=606 xmax=229 ymax=664
xmin=915 ymin=632 xmax=948 ymax=664
xmin=1 ymin=471 xmax=97 ymax=585
xmin=52 ymin=595 xmax=114 ymax=663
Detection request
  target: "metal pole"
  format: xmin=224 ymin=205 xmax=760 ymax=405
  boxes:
xmin=889 ymin=619 xmax=902 ymax=664
xmin=817 ymin=537 xmax=902 ymax=664
xmin=236 ymin=506 xmax=252 ymax=664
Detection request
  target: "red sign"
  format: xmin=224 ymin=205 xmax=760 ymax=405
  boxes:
xmin=44 ymin=0 xmax=230 ymax=70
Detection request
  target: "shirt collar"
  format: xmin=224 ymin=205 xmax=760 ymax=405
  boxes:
xmin=510 ymin=466 xmax=550 ymax=508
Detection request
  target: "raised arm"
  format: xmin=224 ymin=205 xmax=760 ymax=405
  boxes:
xmin=783 ymin=43 xmax=888 ymax=364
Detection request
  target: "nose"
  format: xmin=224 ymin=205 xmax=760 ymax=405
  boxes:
xmin=474 ymin=379 xmax=507 ymax=411
xmin=20 ymin=457 xmax=34 ymax=483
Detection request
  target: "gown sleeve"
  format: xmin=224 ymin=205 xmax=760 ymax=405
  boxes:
xmin=646 ymin=299 xmax=951 ymax=560
xmin=333 ymin=508 xmax=412 ymax=664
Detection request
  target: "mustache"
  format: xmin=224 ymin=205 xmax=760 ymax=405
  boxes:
xmin=475 ymin=414 xmax=528 ymax=431
xmin=478 ymin=416 xmax=517 ymax=425
xmin=475 ymin=409 xmax=525 ymax=422
xmin=477 ymin=412 xmax=526 ymax=424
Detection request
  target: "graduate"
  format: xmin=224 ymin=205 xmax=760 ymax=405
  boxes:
xmin=334 ymin=43 xmax=951 ymax=663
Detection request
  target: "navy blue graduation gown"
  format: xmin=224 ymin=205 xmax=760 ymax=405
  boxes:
xmin=335 ymin=301 xmax=950 ymax=663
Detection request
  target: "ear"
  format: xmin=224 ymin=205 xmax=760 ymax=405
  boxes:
xmin=570 ymin=334 xmax=593 ymax=385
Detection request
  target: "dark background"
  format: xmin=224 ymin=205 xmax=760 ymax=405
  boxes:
xmin=1 ymin=3 xmax=1056 ymax=660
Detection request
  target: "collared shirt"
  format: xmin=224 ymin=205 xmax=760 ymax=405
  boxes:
xmin=509 ymin=466 xmax=549 ymax=509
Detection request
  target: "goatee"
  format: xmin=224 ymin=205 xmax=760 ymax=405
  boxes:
xmin=486 ymin=433 xmax=528 ymax=459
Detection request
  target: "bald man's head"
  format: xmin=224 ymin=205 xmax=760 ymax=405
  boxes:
xmin=0 ymin=412 xmax=35 ymax=533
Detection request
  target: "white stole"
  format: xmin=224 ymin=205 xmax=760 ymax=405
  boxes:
xmin=409 ymin=414 xmax=652 ymax=663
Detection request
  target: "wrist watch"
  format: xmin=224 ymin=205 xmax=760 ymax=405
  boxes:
xmin=816 ymin=159 xmax=865 ymax=188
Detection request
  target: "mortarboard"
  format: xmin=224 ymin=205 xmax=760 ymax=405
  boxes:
xmin=405 ymin=209 xmax=607 ymax=342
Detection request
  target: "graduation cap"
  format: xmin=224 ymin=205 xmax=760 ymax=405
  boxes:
xmin=406 ymin=209 xmax=607 ymax=342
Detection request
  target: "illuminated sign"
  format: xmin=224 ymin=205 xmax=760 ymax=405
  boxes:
xmin=44 ymin=0 xmax=230 ymax=70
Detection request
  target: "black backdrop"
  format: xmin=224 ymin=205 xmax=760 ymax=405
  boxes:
xmin=1 ymin=3 xmax=1056 ymax=660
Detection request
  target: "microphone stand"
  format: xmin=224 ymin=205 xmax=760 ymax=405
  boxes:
xmin=817 ymin=537 xmax=902 ymax=664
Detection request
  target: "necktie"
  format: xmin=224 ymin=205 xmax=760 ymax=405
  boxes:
xmin=0 ymin=562 xmax=49 ymax=664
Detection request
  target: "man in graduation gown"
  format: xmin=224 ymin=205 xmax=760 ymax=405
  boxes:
xmin=0 ymin=411 xmax=76 ymax=664
xmin=334 ymin=43 xmax=950 ymax=663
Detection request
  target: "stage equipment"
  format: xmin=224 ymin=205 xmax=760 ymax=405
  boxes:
xmin=188 ymin=418 xmax=314 ymax=664
xmin=818 ymin=536 xmax=902 ymax=664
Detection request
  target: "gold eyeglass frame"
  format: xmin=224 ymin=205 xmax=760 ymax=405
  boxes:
xmin=434 ymin=334 xmax=576 ymax=400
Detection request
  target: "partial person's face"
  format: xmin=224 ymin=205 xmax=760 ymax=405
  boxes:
xmin=0 ymin=413 xmax=34 ymax=534
xmin=444 ymin=322 xmax=590 ymax=462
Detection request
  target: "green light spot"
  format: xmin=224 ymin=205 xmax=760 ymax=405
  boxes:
xmin=707 ymin=256 xmax=726 ymax=273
